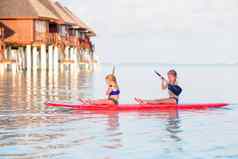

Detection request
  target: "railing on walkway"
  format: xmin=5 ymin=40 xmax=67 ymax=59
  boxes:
xmin=35 ymin=32 xmax=63 ymax=46
xmin=34 ymin=31 xmax=93 ymax=51
xmin=69 ymin=36 xmax=77 ymax=47
xmin=35 ymin=31 xmax=48 ymax=43
xmin=48 ymin=33 xmax=62 ymax=45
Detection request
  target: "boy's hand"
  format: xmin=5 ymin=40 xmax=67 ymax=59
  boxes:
xmin=154 ymin=70 xmax=165 ymax=80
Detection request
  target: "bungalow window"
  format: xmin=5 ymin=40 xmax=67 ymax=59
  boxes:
xmin=59 ymin=25 xmax=67 ymax=36
xmin=75 ymin=30 xmax=80 ymax=37
xmin=72 ymin=30 xmax=76 ymax=36
xmin=80 ymin=32 xmax=85 ymax=40
xmin=68 ymin=28 xmax=74 ymax=36
xmin=49 ymin=23 xmax=58 ymax=33
xmin=35 ymin=20 xmax=47 ymax=33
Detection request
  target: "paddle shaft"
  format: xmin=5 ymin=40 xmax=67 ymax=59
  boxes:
xmin=154 ymin=71 xmax=167 ymax=81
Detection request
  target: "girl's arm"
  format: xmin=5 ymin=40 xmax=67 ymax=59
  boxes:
xmin=106 ymin=87 xmax=113 ymax=96
xmin=161 ymin=79 xmax=168 ymax=90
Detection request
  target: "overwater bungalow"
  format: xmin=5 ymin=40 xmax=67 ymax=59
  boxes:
xmin=62 ymin=5 xmax=96 ymax=64
xmin=0 ymin=0 xmax=96 ymax=70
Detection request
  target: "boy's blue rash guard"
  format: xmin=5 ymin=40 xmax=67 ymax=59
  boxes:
xmin=168 ymin=84 xmax=182 ymax=96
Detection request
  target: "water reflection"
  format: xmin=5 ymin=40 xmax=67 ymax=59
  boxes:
xmin=0 ymin=64 xmax=237 ymax=159
xmin=0 ymin=66 xmax=96 ymax=158
xmin=0 ymin=68 xmax=94 ymax=109
xmin=103 ymin=112 xmax=122 ymax=149
xmin=165 ymin=110 xmax=181 ymax=142
xmin=136 ymin=110 xmax=182 ymax=142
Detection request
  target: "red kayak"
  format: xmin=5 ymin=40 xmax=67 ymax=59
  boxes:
xmin=47 ymin=102 xmax=228 ymax=111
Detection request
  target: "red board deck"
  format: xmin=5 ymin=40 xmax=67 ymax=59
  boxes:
xmin=46 ymin=102 xmax=228 ymax=111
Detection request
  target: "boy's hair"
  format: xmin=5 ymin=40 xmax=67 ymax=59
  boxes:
xmin=167 ymin=69 xmax=177 ymax=77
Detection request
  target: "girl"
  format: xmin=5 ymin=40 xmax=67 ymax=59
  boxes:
xmin=81 ymin=73 xmax=120 ymax=105
xmin=135 ymin=69 xmax=182 ymax=104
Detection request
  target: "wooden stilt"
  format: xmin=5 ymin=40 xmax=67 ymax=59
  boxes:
xmin=0 ymin=63 xmax=4 ymax=75
xmin=48 ymin=45 xmax=53 ymax=70
xmin=87 ymin=49 xmax=92 ymax=63
xmin=22 ymin=46 xmax=27 ymax=70
xmin=65 ymin=46 xmax=69 ymax=60
xmin=70 ymin=47 xmax=74 ymax=61
xmin=32 ymin=46 xmax=38 ymax=71
xmin=18 ymin=47 xmax=23 ymax=70
xmin=52 ymin=46 xmax=59 ymax=100
xmin=53 ymin=46 xmax=59 ymax=71
xmin=41 ymin=44 xmax=47 ymax=70
xmin=11 ymin=49 xmax=17 ymax=72
xmin=79 ymin=49 xmax=84 ymax=63
xmin=5 ymin=46 xmax=11 ymax=70
xmin=72 ymin=47 xmax=77 ymax=71
xmin=40 ymin=67 xmax=46 ymax=111
xmin=26 ymin=45 xmax=32 ymax=71
xmin=90 ymin=49 xmax=94 ymax=63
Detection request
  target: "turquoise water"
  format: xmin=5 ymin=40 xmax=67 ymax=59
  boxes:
xmin=0 ymin=64 xmax=237 ymax=159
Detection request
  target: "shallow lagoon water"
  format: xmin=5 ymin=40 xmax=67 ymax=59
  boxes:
xmin=0 ymin=64 xmax=237 ymax=159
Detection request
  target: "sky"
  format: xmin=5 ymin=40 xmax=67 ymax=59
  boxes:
xmin=59 ymin=0 xmax=238 ymax=64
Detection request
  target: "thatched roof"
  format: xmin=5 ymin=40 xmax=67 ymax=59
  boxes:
xmin=63 ymin=6 xmax=96 ymax=37
xmin=38 ymin=0 xmax=75 ymax=24
xmin=0 ymin=0 xmax=96 ymax=36
xmin=0 ymin=0 xmax=58 ymax=20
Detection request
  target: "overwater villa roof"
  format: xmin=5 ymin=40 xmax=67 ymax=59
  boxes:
xmin=38 ymin=0 xmax=75 ymax=25
xmin=54 ymin=2 xmax=86 ymax=29
xmin=0 ymin=0 xmax=96 ymax=36
xmin=0 ymin=0 xmax=59 ymax=20
xmin=63 ymin=6 xmax=96 ymax=37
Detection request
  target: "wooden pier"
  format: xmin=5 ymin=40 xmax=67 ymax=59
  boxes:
xmin=0 ymin=0 xmax=96 ymax=72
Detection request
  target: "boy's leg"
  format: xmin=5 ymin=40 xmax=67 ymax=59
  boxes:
xmin=135 ymin=98 xmax=176 ymax=104
xmin=80 ymin=99 xmax=115 ymax=105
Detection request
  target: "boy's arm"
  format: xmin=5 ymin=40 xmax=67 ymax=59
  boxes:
xmin=161 ymin=79 xmax=168 ymax=90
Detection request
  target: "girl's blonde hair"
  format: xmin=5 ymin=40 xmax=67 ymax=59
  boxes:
xmin=105 ymin=74 xmax=119 ymax=88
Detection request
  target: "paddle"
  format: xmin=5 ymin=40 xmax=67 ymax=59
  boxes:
xmin=154 ymin=70 xmax=182 ymax=96
xmin=112 ymin=65 xmax=116 ymax=75
xmin=154 ymin=70 xmax=166 ymax=81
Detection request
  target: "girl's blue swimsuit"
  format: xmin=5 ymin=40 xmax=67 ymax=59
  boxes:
xmin=109 ymin=89 xmax=120 ymax=96
xmin=108 ymin=88 xmax=120 ymax=105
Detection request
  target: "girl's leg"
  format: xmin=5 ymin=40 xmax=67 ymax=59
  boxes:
xmin=80 ymin=98 xmax=114 ymax=105
xmin=91 ymin=99 xmax=115 ymax=105
xmin=135 ymin=98 xmax=177 ymax=104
